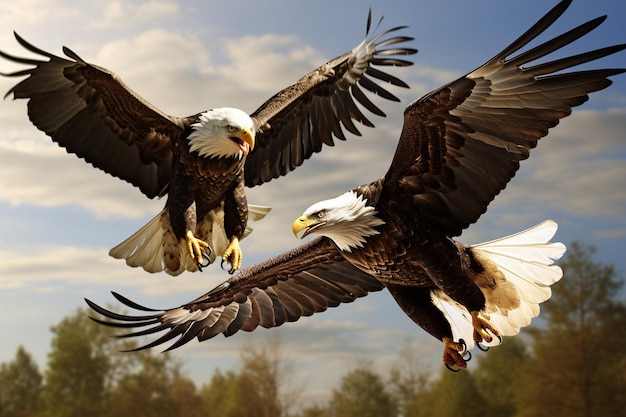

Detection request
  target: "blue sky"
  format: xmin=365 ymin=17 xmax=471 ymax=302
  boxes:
xmin=1 ymin=0 xmax=625 ymax=404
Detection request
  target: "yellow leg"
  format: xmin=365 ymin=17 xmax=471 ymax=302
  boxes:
xmin=471 ymin=311 xmax=501 ymax=344
xmin=186 ymin=230 xmax=210 ymax=267
xmin=222 ymin=236 xmax=242 ymax=274
xmin=442 ymin=337 xmax=468 ymax=370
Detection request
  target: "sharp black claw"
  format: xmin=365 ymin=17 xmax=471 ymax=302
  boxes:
xmin=459 ymin=338 xmax=467 ymax=350
xmin=220 ymin=258 xmax=236 ymax=274
xmin=477 ymin=330 xmax=502 ymax=351
xmin=445 ymin=364 xmax=462 ymax=373
xmin=200 ymin=251 xmax=211 ymax=268
xmin=457 ymin=339 xmax=471 ymax=362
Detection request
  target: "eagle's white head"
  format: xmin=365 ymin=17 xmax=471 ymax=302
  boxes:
xmin=188 ymin=107 xmax=255 ymax=159
xmin=292 ymin=191 xmax=385 ymax=252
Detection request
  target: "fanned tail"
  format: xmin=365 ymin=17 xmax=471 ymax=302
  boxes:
xmin=245 ymin=204 xmax=272 ymax=234
xmin=108 ymin=208 xmax=196 ymax=276
xmin=109 ymin=204 xmax=271 ymax=276
xmin=433 ymin=220 xmax=566 ymax=349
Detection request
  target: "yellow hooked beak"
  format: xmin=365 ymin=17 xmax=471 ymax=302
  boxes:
xmin=292 ymin=216 xmax=320 ymax=239
xmin=233 ymin=126 xmax=255 ymax=155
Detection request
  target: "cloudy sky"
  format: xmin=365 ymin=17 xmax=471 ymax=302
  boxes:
xmin=1 ymin=0 xmax=625 ymax=403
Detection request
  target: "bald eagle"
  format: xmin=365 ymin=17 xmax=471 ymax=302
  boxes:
xmin=0 ymin=13 xmax=415 ymax=275
xmin=86 ymin=0 xmax=624 ymax=368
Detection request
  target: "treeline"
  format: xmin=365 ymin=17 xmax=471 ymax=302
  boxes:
xmin=1 ymin=242 xmax=625 ymax=417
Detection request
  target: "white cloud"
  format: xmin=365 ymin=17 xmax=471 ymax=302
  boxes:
xmin=490 ymin=109 xmax=626 ymax=218
xmin=85 ymin=0 xmax=180 ymax=29
xmin=412 ymin=65 xmax=462 ymax=89
xmin=0 ymin=242 xmax=230 ymax=296
xmin=0 ymin=142 xmax=160 ymax=219
xmin=217 ymin=34 xmax=325 ymax=94
xmin=0 ymin=0 xmax=82 ymax=27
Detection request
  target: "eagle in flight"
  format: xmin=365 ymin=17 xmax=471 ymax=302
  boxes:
xmin=87 ymin=0 xmax=624 ymax=369
xmin=0 ymin=13 xmax=415 ymax=275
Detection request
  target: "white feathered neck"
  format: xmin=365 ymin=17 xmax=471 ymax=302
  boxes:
xmin=304 ymin=191 xmax=385 ymax=252
xmin=187 ymin=107 xmax=253 ymax=159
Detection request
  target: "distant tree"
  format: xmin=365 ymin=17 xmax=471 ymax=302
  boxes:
xmin=36 ymin=306 xmax=206 ymax=417
xmin=199 ymin=369 xmax=244 ymax=417
xmin=327 ymin=364 xmax=398 ymax=417
xmin=473 ymin=337 xmax=530 ymax=417
xmin=238 ymin=334 xmax=301 ymax=417
xmin=165 ymin=367 xmax=204 ymax=417
xmin=0 ymin=346 xmax=42 ymax=417
xmin=108 ymin=351 xmax=203 ymax=417
xmin=517 ymin=242 xmax=626 ymax=417
xmin=386 ymin=338 xmax=429 ymax=416
xmin=293 ymin=404 xmax=328 ymax=417
xmin=38 ymin=308 xmax=110 ymax=417
xmin=199 ymin=333 xmax=300 ymax=417
xmin=405 ymin=368 xmax=483 ymax=417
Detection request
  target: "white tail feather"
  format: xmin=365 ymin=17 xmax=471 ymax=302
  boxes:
xmin=247 ymin=204 xmax=272 ymax=222
xmin=432 ymin=220 xmax=566 ymax=349
xmin=109 ymin=204 xmax=271 ymax=275
xmin=109 ymin=209 xmax=168 ymax=273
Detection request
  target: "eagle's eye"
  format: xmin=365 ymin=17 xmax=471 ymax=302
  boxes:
xmin=315 ymin=210 xmax=327 ymax=219
xmin=227 ymin=125 xmax=237 ymax=132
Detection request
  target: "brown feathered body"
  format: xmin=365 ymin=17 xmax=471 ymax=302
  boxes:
xmin=159 ymin=120 xmax=249 ymax=274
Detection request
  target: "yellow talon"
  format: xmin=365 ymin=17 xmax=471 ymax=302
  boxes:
xmin=186 ymin=231 xmax=210 ymax=267
xmin=442 ymin=337 xmax=468 ymax=370
xmin=222 ymin=237 xmax=242 ymax=274
xmin=471 ymin=311 xmax=500 ymax=344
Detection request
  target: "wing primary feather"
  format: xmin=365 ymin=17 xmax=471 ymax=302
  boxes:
xmin=358 ymin=75 xmax=400 ymax=102
xmin=87 ymin=316 xmax=146 ymax=329
xmin=365 ymin=66 xmax=410 ymax=88
xmin=365 ymin=8 xmax=372 ymax=35
xmin=126 ymin=324 xmax=193 ymax=352
xmin=487 ymin=0 xmax=572 ymax=64
xmin=12 ymin=31 xmax=61 ymax=60
xmin=0 ymin=50 xmax=44 ymax=67
xmin=84 ymin=297 xmax=160 ymax=322
xmin=111 ymin=291 xmax=161 ymax=312
xmin=352 ymin=83 xmax=387 ymax=116
xmin=117 ymin=322 xmax=174 ymax=338
xmin=330 ymin=93 xmax=364 ymax=135
xmin=507 ymin=16 xmax=606 ymax=68
xmin=373 ymin=58 xmax=414 ymax=67
xmin=374 ymin=42 xmax=417 ymax=54
xmin=367 ymin=25 xmax=410 ymax=46
xmin=61 ymin=46 xmax=85 ymax=62
xmin=529 ymin=46 xmax=626 ymax=77
xmin=164 ymin=322 xmax=207 ymax=351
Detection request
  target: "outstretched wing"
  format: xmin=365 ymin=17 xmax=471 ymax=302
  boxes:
xmin=1 ymin=32 xmax=184 ymax=198
xmin=244 ymin=11 xmax=416 ymax=187
xmin=86 ymin=237 xmax=383 ymax=351
xmin=384 ymin=0 xmax=625 ymax=236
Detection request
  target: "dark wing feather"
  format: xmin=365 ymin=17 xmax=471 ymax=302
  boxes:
xmin=244 ymin=12 xmax=417 ymax=187
xmin=85 ymin=237 xmax=383 ymax=351
xmin=0 ymin=32 xmax=185 ymax=198
xmin=384 ymin=0 xmax=626 ymax=236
